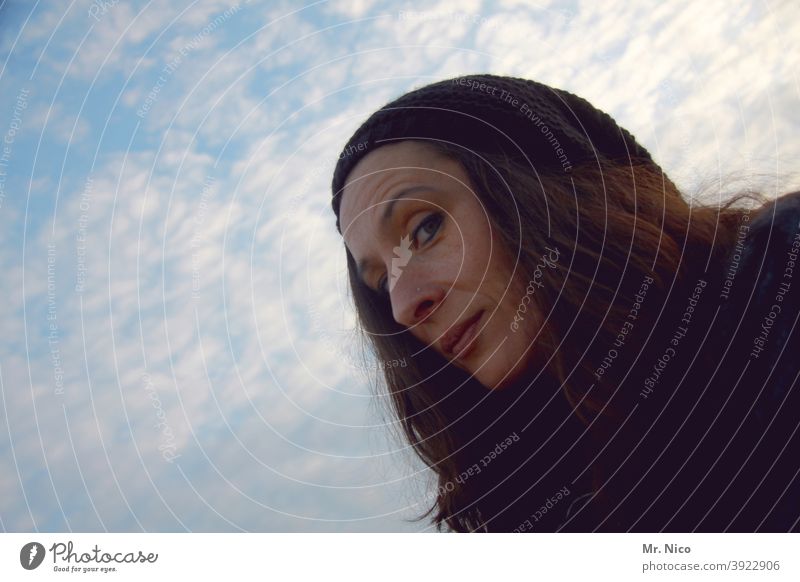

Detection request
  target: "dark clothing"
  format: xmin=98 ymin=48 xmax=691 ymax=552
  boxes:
xmin=555 ymin=190 xmax=800 ymax=532
xmin=331 ymin=74 xmax=655 ymax=233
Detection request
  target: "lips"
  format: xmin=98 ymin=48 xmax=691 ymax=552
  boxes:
xmin=440 ymin=310 xmax=484 ymax=358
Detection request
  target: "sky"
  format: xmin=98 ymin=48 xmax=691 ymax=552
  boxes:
xmin=0 ymin=0 xmax=798 ymax=532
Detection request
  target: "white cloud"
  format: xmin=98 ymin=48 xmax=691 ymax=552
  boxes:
xmin=1 ymin=0 xmax=797 ymax=533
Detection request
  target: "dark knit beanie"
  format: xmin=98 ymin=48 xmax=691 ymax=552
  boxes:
xmin=331 ymin=73 xmax=657 ymax=233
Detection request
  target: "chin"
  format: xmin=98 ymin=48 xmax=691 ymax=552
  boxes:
xmin=483 ymin=374 xmax=511 ymax=391
xmin=475 ymin=365 xmax=518 ymax=391
xmin=476 ymin=351 xmax=538 ymax=391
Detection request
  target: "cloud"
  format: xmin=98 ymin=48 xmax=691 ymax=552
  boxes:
xmin=0 ymin=0 xmax=797 ymax=533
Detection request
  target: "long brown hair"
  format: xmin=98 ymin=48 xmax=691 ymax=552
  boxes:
xmin=341 ymin=140 xmax=769 ymax=531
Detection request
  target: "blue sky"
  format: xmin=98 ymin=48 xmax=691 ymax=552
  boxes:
xmin=0 ymin=0 xmax=798 ymax=532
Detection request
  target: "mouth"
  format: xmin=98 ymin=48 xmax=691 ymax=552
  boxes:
xmin=440 ymin=310 xmax=484 ymax=359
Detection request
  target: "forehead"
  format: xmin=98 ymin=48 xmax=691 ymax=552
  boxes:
xmin=339 ymin=141 xmax=452 ymax=237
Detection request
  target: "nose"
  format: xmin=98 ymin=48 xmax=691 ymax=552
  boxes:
xmin=390 ymin=272 xmax=445 ymax=329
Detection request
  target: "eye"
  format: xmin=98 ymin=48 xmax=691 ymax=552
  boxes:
xmin=373 ymin=212 xmax=444 ymax=297
xmin=412 ymin=212 xmax=443 ymax=247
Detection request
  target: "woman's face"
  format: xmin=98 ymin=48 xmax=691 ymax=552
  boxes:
xmin=339 ymin=141 xmax=544 ymax=390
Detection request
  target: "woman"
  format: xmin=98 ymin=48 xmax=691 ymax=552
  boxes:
xmin=330 ymin=74 xmax=800 ymax=532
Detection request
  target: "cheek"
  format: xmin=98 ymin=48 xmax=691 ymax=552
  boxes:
xmin=470 ymin=230 xmax=519 ymax=295
xmin=457 ymin=215 xmax=499 ymax=277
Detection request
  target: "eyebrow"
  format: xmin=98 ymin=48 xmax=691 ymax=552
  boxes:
xmin=355 ymin=185 xmax=438 ymax=289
